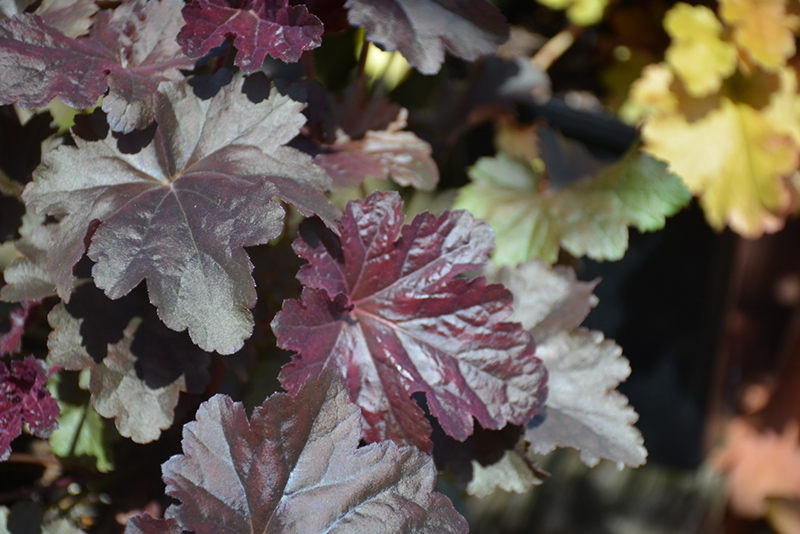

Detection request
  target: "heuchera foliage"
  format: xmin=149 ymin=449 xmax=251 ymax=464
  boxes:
xmin=0 ymin=0 xmax=661 ymax=528
xmin=127 ymin=371 xmax=468 ymax=534
xmin=0 ymin=356 xmax=58 ymax=461
xmin=273 ymin=192 xmax=547 ymax=451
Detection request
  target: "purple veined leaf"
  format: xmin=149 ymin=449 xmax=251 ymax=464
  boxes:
xmin=178 ymin=0 xmax=324 ymax=71
xmin=486 ymin=260 xmax=647 ymax=469
xmin=0 ymin=301 xmax=36 ymax=356
xmin=47 ymin=282 xmax=211 ymax=443
xmin=272 ymin=191 xmax=547 ymax=452
xmin=0 ymin=356 xmax=59 ymax=461
xmin=345 ymin=0 xmax=509 ymax=74
xmin=125 ymin=371 xmax=468 ymax=534
xmin=24 ymin=76 xmax=338 ymax=354
xmin=0 ymin=0 xmax=195 ymax=133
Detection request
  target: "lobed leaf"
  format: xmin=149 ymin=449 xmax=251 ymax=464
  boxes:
xmin=47 ymin=282 xmax=211 ymax=444
xmin=0 ymin=0 xmax=194 ymax=133
xmin=345 ymin=0 xmax=509 ymax=74
xmin=663 ymin=3 xmax=737 ymax=97
xmin=486 ymin=260 xmax=647 ymax=469
xmin=25 ymin=77 xmax=337 ymax=354
xmin=273 ymin=192 xmax=546 ymax=451
xmin=720 ymin=0 xmax=798 ymax=71
xmin=0 ymin=356 xmax=59 ymax=461
xmin=456 ymin=140 xmax=691 ymax=265
xmin=178 ymin=0 xmax=324 ymax=70
xmin=126 ymin=371 xmax=468 ymax=534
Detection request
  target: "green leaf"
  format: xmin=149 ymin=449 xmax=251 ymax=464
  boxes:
xmin=455 ymin=147 xmax=691 ymax=265
xmin=48 ymin=372 xmax=114 ymax=473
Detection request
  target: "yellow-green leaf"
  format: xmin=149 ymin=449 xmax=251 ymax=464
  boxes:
xmin=642 ymin=96 xmax=798 ymax=236
xmin=536 ymin=0 xmax=610 ymax=26
xmin=663 ymin=3 xmax=737 ymax=97
xmin=721 ymin=0 xmax=798 ymax=70
xmin=454 ymin=148 xmax=691 ymax=265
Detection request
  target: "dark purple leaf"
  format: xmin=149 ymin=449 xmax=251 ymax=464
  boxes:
xmin=126 ymin=371 xmax=467 ymax=534
xmin=47 ymin=282 xmax=210 ymax=443
xmin=0 ymin=356 xmax=59 ymax=461
xmin=0 ymin=0 xmax=195 ymax=133
xmin=346 ymin=0 xmax=509 ymax=74
xmin=293 ymin=0 xmax=348 ymax=34
xmin=178 ymin=0 xmax=323 ymax=70
xmin=24 ymin=76 xmax=337 ymax=354
xmin=0 ymin=301 xmax=35 ymax=356
xmin=272 ymin=192 xmax=547 ymax=451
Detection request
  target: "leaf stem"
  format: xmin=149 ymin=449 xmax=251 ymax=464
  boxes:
xmin=531 ymin=24 xmax=584 ymax=71
xmin=355 ymin=30 xmax=370 ymax=92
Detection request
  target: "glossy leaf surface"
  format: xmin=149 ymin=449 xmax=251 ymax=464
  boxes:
xmin=178 ymin=0 xmax=323 ymax=70
xmin=273 ymin=192 xmax=546 ymax=451
xmin=126 ymin=371 xmax=468 ymax=534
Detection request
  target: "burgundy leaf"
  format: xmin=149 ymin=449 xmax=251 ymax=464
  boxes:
xmin=0 ymin=356 xmax=59 ymax=461
xmin=315 ymin=109 xmax=439 ymax=191
xmin=272 ymin=192 xmax=547 ymax=451
xmin=0 ymin=0 xmax=194 ymax=133
xmin=346 ymin=0 xmax=509 ymax=74
xmin=24 ymin=76 xmax=336 ymax=354
xmin=0 ymin=301 xmax=35 ymax=356
xmin=178 ymin=0 xmax=323 ymax=70
xmin=47 ymin=282 xmax=211 ymax=443
xmin=126 ymin=371 xmax=467 ymax=534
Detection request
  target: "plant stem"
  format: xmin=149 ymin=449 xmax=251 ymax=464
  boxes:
xmin=355 ymin=30 xmax=370 ymax=91
xmin=531 ymin=24 xmax=584 ymax=71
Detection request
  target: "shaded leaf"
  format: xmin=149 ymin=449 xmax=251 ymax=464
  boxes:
xmin=487 ymin=260 xmax=647 ymax=469
xmin=455 ymin=141 xmax=690 ymax=265
xmin=273 ymin=192 xmax=546 ymax=451
xmin=25 ymin=77 xmax=336 ymax=354
xmin=126 ymin=371 xmax=468 ymax=534
xmin=663 ymin=3 xmax=737 ymax=97
xmin=47 ymin=282 xmax=211 ymax=443
xmin=0 ymin=0 xmax=194 ymax=133
xmin=345 ymin=0 xmax=509 ymax=74
xmin=0 ymin=356 xmax=58 ymax=461
xmin=178 ymin=0 xmax=323 ymax=70
xmin=48 ymin=389 xmax=114 ymax=472
xmin=315 ymin=109 xmax=439 ymax=191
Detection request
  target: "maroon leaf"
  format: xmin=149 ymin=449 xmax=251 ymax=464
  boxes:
xmin=346 ymin=0 xmax=509 ymax=74
xmin=0 ymin=356 xmax=59 ymax=461
xmin=0 ymin=0 xmax=194 ymax=133
xmin=126 ymin=371 xmax=467 ymax=534
xmin=178 ymin=0 xmax=323 ymax=71
xmin=0 ymin=301 xmax=35 ymax=356
xmin=47 ymin=282 xmax=211 ymax=443
xmin=272 ymin=192 xmax=547 ymax=451
xmin=24 ymin=76 xmax=336 ymax=354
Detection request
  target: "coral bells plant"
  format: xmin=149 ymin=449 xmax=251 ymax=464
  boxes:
xmin=0 ymin=0 xmax=669 ymax=531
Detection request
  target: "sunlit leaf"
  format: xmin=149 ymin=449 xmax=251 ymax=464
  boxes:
xmin=536 ymin=0 xmax=610 ymax=26
xmin=455 ymin=140 xmax=690 ymax=265
xmin=663 ymin=3 xmax=737 ymax=97
xmin=125 ymin=372 xmax=468 ymax=534
xmin=720 ymin=0 xmax=798 ymax=70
